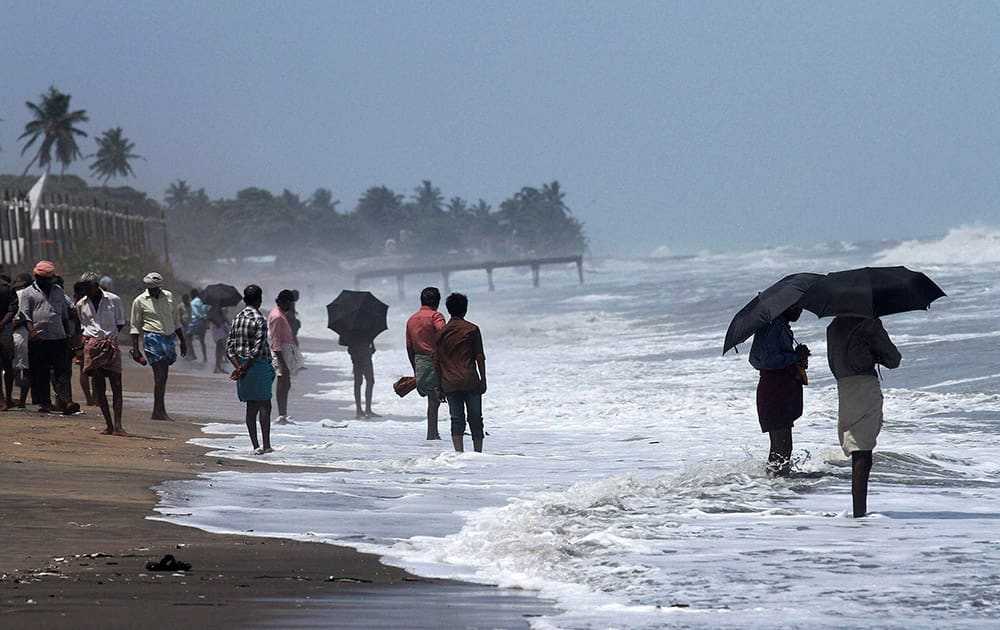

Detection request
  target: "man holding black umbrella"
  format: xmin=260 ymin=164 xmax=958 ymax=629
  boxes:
xmin=801 ymin=265 xmax=942 ymax=517
xmin=827 ymin=317 xmax=901 ymax=518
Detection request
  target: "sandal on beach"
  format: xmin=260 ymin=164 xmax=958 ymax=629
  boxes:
xmin=145 ymin=554 xmax=192 ymax=572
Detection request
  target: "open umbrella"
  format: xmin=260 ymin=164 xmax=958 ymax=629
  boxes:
xmin=723 ymin=272 xmax=824 ymax=355
xmin=799 ymin=266 xmax=945 ymax=318
xmin=201 ymin=283 xmax=242 ymax=307
xmin=326 ymin=290 xmax=388 ymax=346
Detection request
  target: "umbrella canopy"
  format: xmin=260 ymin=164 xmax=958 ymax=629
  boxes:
xmin=799 ymin=266 xmax=945 ymax=319
xmin=723 ymin=272 xmax=825 ymax=355
xmin=201 ymin=283 xmax=243 ymax=307
xmin=326 ymin=290 xmax=388 ymax=346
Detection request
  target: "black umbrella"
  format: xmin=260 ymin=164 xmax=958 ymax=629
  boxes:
xmin=201 ymin=283 xmax=243 ymax=307
xmin=326 ymin=290 xmax=388 ymax=346
xmin=799 ymin=266 xmax=945 ymax=319
xmin=723 ymin=272 xmax=824 ymax=355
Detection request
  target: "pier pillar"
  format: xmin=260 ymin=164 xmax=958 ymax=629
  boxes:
xmin=576 ymin=257 xmax=584 ymax=284
xmin=531 ymin=263 xmax=540 ymax=288
xmin=486 ymin=267 xmax=495 ymax=292
xmin=442 ymin=271 xmax=450 ymax=295
xmin=397 ymin=274 xmax=405 ymax=299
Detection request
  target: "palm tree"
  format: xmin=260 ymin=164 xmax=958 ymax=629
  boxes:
xmin=164 ymin=179 xmax=192 ymax=209
xmin=413 ymin=180 xmax=444 ymax=216
xmin=89 ymin=127 xmax=143 ymax=184
xmin=19 ymin=86 xmax=89 ymax=176
xmin=542 ymin=180 xmax=569 ymax=214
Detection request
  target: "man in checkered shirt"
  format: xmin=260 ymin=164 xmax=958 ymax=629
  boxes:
xmin=225 ymin=285 xmax=276 ymax=454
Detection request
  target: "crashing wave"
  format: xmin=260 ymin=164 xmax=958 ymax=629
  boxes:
xmin=874 ymin=225 xmax=1000 ymax=265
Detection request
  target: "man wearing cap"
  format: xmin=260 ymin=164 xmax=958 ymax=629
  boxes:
xmin=77 ymin=271 xmax=127 ymax=435
xmin=130 ymin=272 xmax=187 ymax=420
xmin=268 ymin=289 xmax=299 ymax=424
xmin=17 ymin=260 xmax=79 ymax=414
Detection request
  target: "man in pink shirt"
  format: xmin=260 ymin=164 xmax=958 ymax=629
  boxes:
xmin=268 ymin=289 xmax=298 ymax=424
xmin=406 ymin=287 xmax=446 ymax=440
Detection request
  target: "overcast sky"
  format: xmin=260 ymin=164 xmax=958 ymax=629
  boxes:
xmin=1 ymin=1 xmax=997 ymax=256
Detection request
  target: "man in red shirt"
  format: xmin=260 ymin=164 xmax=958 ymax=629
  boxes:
xmin=406 ymin=287 xmax=446 ymax=440
xmin=434 ymin=293 xmax=487 ymax=453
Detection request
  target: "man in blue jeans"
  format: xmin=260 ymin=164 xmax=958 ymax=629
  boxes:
xmin=434 ymin=293 xmax=487 ymax=453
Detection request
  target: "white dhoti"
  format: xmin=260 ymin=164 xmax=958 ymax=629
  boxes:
xmin=836 ymin=374 xmax=884 ymax=456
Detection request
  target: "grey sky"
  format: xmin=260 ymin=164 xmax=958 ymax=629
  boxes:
xmin=1 ymin=1 xmax=997 ymax=256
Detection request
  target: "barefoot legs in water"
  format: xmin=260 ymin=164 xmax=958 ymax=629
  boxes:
xmin=245 ymin=400 xmax=272 ymax=453
xmin=426 ymin=395 xmax=441 ymax=440
xmin=852 ymin=450 xmax=873 ymax=518
xmin=352 ymin=355 xmax=377 ymax=418
xmin=766 ymin=427 xmax=793 ymax=477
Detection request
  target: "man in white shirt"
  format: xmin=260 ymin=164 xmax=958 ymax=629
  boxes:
xmin=77 ymin=272 xmax=127 ymax=436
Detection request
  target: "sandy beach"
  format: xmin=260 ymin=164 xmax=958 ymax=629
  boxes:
xmin=0 ymin=342 xmax=553 ymax=629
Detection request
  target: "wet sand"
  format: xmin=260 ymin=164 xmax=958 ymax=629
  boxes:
xmin=0 ymin=339 xmax=554 ymax=628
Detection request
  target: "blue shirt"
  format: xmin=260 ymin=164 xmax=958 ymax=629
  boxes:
xmin=190 ymin=296 xmax=208 ymax=322
xmin=749 ymin=316 xmax=797 ymax=370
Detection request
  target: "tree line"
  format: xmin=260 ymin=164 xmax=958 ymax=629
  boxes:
xmin=2 ymin=86 xmax=587 ymax=264
xmin=164 ymin=178 xmax=586 ymax=265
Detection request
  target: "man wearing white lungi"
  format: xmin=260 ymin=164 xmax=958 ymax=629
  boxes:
xmin=827 ymin=316 xmax=901 ymax=518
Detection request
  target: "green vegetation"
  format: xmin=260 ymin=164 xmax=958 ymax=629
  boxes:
xmin=2 ymin=86 xmax=587 ymax=267
xmin=19 ymin=86 xmax=89 ymax=176
xmin=163 ymin=178 xmax=587 ymax=266
xmin=89 ymin=127 xmax=143 ymax=184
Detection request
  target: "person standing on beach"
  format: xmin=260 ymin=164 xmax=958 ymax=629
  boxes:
xmin=130 ymin=272 xmax=187 ymax=421
xmin=10 ymin=273 xmax=33 ymax=409
xmin=406 ymin=287 xmax=446 ymax=440
xmin=749 ymin=304 xmax=810 ymax=477
xmin=208 ymin=305 xmax=231 ymax=373
xmin=0 ymin=274 xmax=18 ymax=410
xmin=227 ymin=284 xmax=276 ymax=455
xmin=827 ymin=316 xmax=901 ymax=518
xmin=434 ymin=293 xmax=487 ymax=453
xmin=18 ymin=261 xmax=79 ymax=415
xmin=187 ymin=289 xmax=208 ymax=362
xmin=288 ymin=289 xmax=302 ymax=346
xmin=348 ymin=339 xmax=378 ymax=419
xmin=268 ymin=289 xmax=299 ymax=424
xmin=76 ymin=272 xmax=127 ymax=436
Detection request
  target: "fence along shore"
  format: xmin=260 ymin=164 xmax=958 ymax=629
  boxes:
xmin=1 ymin=189 xmax=168 ymax=267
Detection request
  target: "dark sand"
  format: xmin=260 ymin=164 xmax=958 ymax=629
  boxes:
xmin=0 ymin=338 xmax=555 ymax=628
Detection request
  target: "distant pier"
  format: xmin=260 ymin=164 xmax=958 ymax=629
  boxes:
xmin=354 ymin=255 xmax=584 ymax=297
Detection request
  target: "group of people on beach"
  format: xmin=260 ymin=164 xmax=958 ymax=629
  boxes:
xmin=750 ymin=306 xmax=900 ymax=518
xmin=229 ymin=283 xmax=489 ymax=455
xmin=0 ymin=260 xmax=128 ymax=435
xmin=3 ymin=259 xmax=489 ymax=458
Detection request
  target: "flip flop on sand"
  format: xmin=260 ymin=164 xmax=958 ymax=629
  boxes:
xmin=145 ymin=554 xmax=192 ymax=572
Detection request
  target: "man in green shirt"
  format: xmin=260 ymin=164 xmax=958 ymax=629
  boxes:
xmin=130 ymin=272 xmax=187 ymax=420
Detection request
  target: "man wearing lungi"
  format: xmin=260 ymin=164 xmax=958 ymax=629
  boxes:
xmin=130 ymin=272 xmax=187 ymax=420
xmin=227 ymin=284 xmax=276 ymax=455
xmin=406 ymin=287 xmax=446 ymax=440
xmin=76 ymin=272 xmax=127 ymax=436
xmin=827 ymin=316 xmax=901 ymax=517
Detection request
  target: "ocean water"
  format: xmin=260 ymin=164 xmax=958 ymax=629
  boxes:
xmin=153 ymin=226 xmax=1000 ymax=628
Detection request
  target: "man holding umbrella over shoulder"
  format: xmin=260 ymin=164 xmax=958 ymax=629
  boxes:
xmin=130 ymin=272 xmax=187 ymax=420
xmin=801 ymin=266 xmax=944 ymax=518
xmin=826 ymin=316 xmax=900 ymax=518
